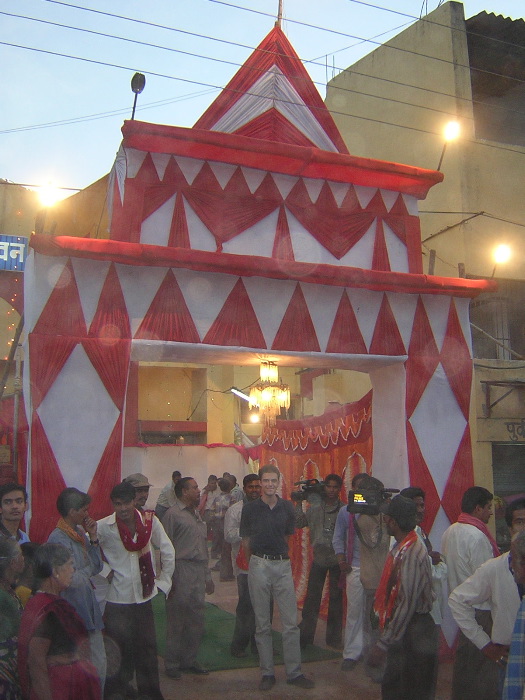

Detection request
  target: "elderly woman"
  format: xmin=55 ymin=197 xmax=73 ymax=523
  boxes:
xmin=0 ymin=537 xmax=25 ymax=700
xmin=17 ymin=543 xmax=100 ymax=700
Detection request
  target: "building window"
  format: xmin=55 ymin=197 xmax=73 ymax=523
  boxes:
xmin=470 ymin=279 xmax=525 ymax=360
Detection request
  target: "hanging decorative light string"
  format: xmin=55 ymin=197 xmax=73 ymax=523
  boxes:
xmin=249 ymin=361 xmax=290 ymax=426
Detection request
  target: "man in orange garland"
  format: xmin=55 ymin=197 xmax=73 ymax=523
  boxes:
xmin=368 ymin=495 xmax=437 ymax=700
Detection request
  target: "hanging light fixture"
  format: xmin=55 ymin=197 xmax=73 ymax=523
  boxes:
xmin=249 ymin=361 xmax=290 ymax=426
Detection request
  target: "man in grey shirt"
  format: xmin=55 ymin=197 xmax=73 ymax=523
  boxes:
xmin=47 ymin=487 xmax=106 ymax=694
xmin=162 ymin=476 xmax=215 ymax=679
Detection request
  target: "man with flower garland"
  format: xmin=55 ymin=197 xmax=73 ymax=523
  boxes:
xmin=368 ymin=495 xmax=437 ymax=700
xmin=98 ymin=481 xmax=175 ymax=700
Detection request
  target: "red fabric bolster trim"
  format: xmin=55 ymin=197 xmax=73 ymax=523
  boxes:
xmin=30 ymin=235 xmax=495 ymax=299
xmin=121 ymin=120 xmax=443 ymax=199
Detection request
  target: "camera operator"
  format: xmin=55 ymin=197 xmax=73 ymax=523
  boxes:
xmin=294 ymin=473 xmax=345 ymax=650
xmin=332 ymin=474 xmax=390 ymax=675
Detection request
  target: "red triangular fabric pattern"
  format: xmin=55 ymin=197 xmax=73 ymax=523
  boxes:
xmin=89 ymin=264 xmax=131 ymax=341
xmin=440 ymin=300 xmax=472 ymax=420
xmin=326 ymin=290 xmax=367 ymax=354
xmin=28 ymin=413 xmax=67 ymax=543
xmin=272 ymin=283 xmax=321 ymax=352
xmin=405 ymin=297 xmax=440 ymax=418
xmin=87 ymin=415 xmax=124 ymax=521
xmin=232 ymin=109 xmax=322 ymax=148
xmin=32 ymin=260 xmax=87 ymax=337
xmin=125 ymin=153 xmax=162 ymax=243
xmin=406 ymin=421 xmax=441 ymax=532
xmin=371 ymin=220 xmax=391 ymax=272
xmin=185 ymin=163 xmax=279 ymax=248
xmin=82 ymin=338 xmax=131 ymax=411
xmin=194 ymin=25 xmax=348 ymax=153
xmin=285 ymin=180 xmax=374 ymax=259
xmin=441 ymin=426 xmax=474 ymax=524
xmin=385 ymin=195 xmax=423 ymax=273
xmin=369 ymin=294 xmax=406 ymax=356
xmin=168 ymin=191 xmax=191 ymax=249
xmin=142 ymin=156 xmax=187 ymax=222
xmin=364 ymin=190 xmax=388 ymax=217
xmin=28 ymin=334 xmax=78 ymax=411
xmin=135 ymin=269 xmax=201 ymax=343
xmin=203 ymin=278 xmax=266 ymax=349
xmin=272 ymin=206 xmax=294 ymax=261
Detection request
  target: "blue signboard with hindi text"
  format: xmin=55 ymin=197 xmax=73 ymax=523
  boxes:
xmin=0 ymin=235 xmax=28 ymax=271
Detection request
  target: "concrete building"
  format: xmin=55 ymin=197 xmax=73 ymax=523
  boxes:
xmin=326 ymin=1 xmax=525 ymax=514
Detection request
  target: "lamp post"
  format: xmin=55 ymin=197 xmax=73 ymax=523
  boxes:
xmin=437 ymin=120 xmax=460 ymax=171
xmin=131 ymin=73 xmax=146 ymax=120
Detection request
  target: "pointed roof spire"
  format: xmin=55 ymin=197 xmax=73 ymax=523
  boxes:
xmin=276 ymin=0 xmax=283 ymax=27
xmin=194 ymin=25 xmax=348 ymax=153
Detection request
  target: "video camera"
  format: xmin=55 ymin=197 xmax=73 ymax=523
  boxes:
xmin=346 ymin=487 xmax=399 ymax=515
xmin=291 ymin=479 xmax=326 ymax=503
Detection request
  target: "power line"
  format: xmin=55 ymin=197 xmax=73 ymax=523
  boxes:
xmin=3 ymin=13 xmax=525 ymax=138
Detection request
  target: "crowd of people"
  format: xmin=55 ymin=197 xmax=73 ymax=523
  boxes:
xmin=1 ymin=470 xmax=525 ymax=700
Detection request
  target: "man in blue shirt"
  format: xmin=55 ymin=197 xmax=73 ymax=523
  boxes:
xmin=47 ymin=487 xmax=106 ymax=694
xmin=0 ymin=482 xmax=30 ymax=543
xmin=240 ymin=464 xmax=314 ymax=691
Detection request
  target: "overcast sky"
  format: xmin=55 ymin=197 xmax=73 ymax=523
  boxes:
xmin=1 ymin=0 xmax=522 ymax=197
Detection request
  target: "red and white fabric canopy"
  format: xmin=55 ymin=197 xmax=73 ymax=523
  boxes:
xmin=23 ymin=23 xmax=493 ymax=553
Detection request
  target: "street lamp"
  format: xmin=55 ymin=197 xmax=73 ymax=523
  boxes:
xmin=131 ymin=73 xmax=146 ymax=120
xmin=437 ymin=120 xmax=460 ymax=171
xmin=491 ymin=243 xmax=511 ymax=278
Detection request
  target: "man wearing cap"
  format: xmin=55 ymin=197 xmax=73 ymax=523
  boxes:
xmin=368 ymin=495 xmax=437 ymax=700
xmin=123 ymin=473 xmax=153 ymax=512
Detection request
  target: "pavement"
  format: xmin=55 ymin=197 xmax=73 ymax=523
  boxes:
xmin=156 ymin=566 xmax=454 ymax=700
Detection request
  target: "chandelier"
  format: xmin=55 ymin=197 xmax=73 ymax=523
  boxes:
xmin=249 ymin=361 xmax=291 ymax=426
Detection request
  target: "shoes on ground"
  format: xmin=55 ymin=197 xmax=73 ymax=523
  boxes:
xmin=259 ymin=675 xmax=276 ymax=691
xmin=327 ymin=640 xmax=343 ymax=650
xmin=180 ymin=664 xmax=210 ymax=675
xmin=165 ymin=669 xmax=182 ymax=680
xmin=230 ymin=649 xmax=248 ymax=658
xmin=341 ymin=658 xmax=358 ymax=671
xmin=287 ymin=674 xmax=315 ymax=688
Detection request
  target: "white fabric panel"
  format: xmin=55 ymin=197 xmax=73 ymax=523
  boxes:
xmin=208 ymin=161 xmax=238 ymax=189
xmin=242 ymin=276 xmax=297 ymax=348
xmin=380 ymin=189 xmax=399 ymax=212
xmin=429 ymin=505 xmax=452 ymax=559
xmin=151 ymin=153 xmax=171 ymax=181
xmin=302 ymin=178 xmax=325 ymax=203
xmin=139 ymin=194 xmax=175 ymax=247
xmin=71 ymin=258 xmax=111 ymax=330
xmin=185 ymin=198 xmax=217 ymax=252
xmin=37 ymin=344 xmax=120 ymax=493
xmin=221 ymin=209 xmax=279 ymax=258
xmin=107 ymin=144 xmax=127 ymax=217
xmin=122 ymin=445 xmax=248 ymax=507
xmin=455 ymin=297 xmax=474 ymax=355
xmin=271 ymin=173 xmax=298 ymax=200
xmin=386 ymin=291 xmax=418 ymax=352
xmin=403 ymin=194 xmax=419 ymax=216
xmin=338 ymin=224 xmax=376 ymax=269
xmin=421 ymin=295 xmax=452 ymax=351
xmin=210 ymin=66 xmax=339 ymax=153
xmin=174 ymin=156 xmax=204 ymax=185
xmin=370 ymin=363 xmax=409 ymax=490
xmin=240 ymin=166 xmax=268 ymax=194
xmin=328 ymin=181 xmax=350 ymax=207
xmin=354 ymin=185 xmax=378 ymax=209
xmin=173 ymin=268 xmax=237 ymax=340
xmin=384 ymin=223 xmax=409 ymax=274
xmin=125 ymin=148 xmax=148 ymax=180
xmin=346 ymin=287 xmax=384 ymax=351
xmin=409 ymin=363 xmax=467 ymax=498
xmin=300 ymin=282 xmax=342 ymax=353
xmin=26 ymin=253 xmax=68 ymax=333
xmin=116 ymin=265 xmax=167 ymax=337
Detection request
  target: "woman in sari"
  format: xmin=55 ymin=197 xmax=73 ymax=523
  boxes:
xmin=0 ymin=537 xmax=25 ymax=700
xmin=17 ymin=543 xmax=100 ymax=700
